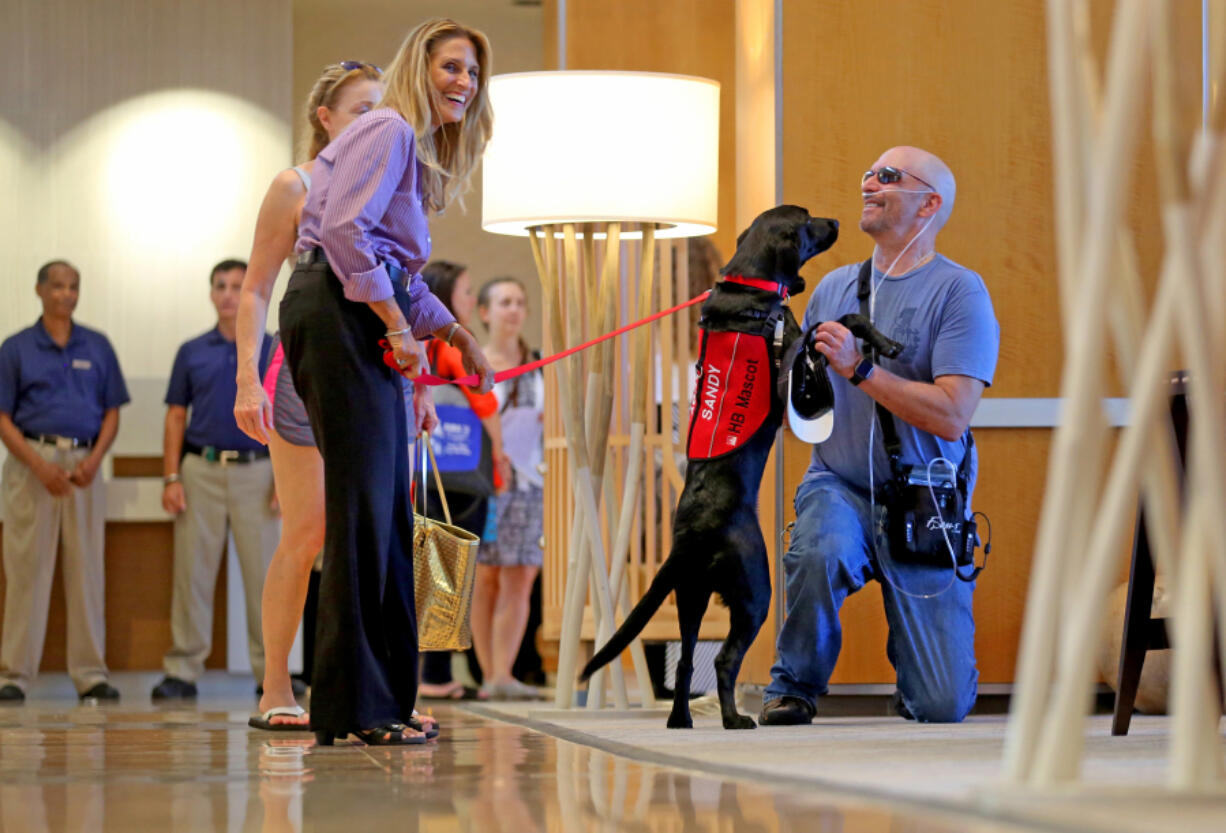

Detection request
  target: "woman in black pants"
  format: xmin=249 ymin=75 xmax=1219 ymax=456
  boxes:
xmin=280 ymin=17 xmax=495 ymax=745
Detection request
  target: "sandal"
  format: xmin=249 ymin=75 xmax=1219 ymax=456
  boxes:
xmin=482 ymin=680 xmax=545 ymax=701
xmin=418 ymin=682 xmax=483 ymax=701
xmin=315 ymin=724 xmax=427 ymax=746
xmin=408 ymin=711 xmax=440 ymax=740
xmin=249 ymin=705 xmax=310 ymax=732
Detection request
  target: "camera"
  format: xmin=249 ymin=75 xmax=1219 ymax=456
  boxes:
xmin=886 ymin=468 xmax=976 ymax=571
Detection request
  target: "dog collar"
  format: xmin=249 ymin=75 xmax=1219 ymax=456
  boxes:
xmin=722 ymin=274 xmax=789 ymax=300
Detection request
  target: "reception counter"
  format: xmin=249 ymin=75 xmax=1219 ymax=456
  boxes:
xmin=0 ymin=377 xmax=299 ymax=674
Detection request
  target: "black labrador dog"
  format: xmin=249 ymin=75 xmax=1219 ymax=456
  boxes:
xmin=579 ymin=205 xmax=838 ymax=729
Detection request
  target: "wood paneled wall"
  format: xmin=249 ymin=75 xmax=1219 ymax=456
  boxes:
xmin=555 ymin=0 xmax=1203 ymax=686
xmin=776 ymin=0 xmax=1059 ymax=685
xmin=549 ymin=0 xmax=739 ymax=258
xmin=773 ymin=0 xmax=1199 ymax=685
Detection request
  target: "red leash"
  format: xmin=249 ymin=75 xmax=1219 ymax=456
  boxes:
xmin=410 ymin=289 xmax=712 ymax=388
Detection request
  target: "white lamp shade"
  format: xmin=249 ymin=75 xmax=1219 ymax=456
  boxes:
xmin=482 ymin=71 xmax=720 ymax=238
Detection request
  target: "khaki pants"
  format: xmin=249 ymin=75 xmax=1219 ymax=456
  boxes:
xmin=1 ymin=442 xmax=108 ymax=694
xmin=162 ymin=453 xmax=278 ymax=682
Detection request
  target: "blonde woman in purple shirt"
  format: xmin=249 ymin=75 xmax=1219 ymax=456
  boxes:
xmin=280 ymin=18 xmax=495 ymax=746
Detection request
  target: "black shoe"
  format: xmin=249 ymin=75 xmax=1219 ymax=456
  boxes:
xmin=256 ymin=678 xmax=308 ymax=698
xmin=759 ymin=695 xmax=815 ymax=726
xmin=151 ymin=676 xmax=197 ymax=699
xmin=0 ymin=684 xmax=24 ymax=703
xmin=891 ymin=689 xmax=915 ymax=720
xmin=80 ymin=682 xmax=120 ymax=702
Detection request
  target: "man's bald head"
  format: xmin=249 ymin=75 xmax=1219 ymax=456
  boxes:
xmin=880 ymin=146 xmax=956 ymax=230
xmin=37 ymin=260 xmax=80 ymax=285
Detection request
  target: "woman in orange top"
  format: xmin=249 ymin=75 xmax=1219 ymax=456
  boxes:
xmin=419 ymin=260 xmax=510 ymax=700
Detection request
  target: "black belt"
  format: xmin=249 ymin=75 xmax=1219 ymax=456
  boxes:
xmin=23 ymin=431 xmax=95 ymax=450
xmin=296 ymin=248 xmax=407 ymax=284
xmin=183 ymin=443 xmax=270 ymax=464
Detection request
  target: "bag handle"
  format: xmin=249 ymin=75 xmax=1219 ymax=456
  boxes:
xmin=415 ymin=432 xmax=453 ymax=526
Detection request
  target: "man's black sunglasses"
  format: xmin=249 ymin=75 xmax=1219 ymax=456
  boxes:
xmin=862 ymin=166 xmax=935 ymax=191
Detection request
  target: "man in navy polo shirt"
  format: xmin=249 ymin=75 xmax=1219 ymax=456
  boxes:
xmin=151 ymin=259 xmax=280 ymax=699
xmin=0 ymin=260 xmax=129 ymax=703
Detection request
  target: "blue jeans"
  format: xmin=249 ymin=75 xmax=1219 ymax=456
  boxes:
xmin=764 ymin=474 xmax=978 ymax=722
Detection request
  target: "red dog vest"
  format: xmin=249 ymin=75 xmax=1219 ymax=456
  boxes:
xmin=687 ymin=330 xmax=773 ymax=460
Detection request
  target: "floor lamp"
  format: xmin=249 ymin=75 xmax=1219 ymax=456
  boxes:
xmin=482 ymin=71 xmax=720 ymax=709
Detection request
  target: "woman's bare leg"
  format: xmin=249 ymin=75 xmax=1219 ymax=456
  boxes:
xmin=257 ymin=429 xmax=325 ymax=722
xmin=487 ymin=565 xmax=539 ymax=685
xmin=470 ymin=564 xmax=500 ymax=684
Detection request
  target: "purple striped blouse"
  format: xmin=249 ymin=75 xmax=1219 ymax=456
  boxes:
xmin=297 ymin=109 xmax=454 ymax=339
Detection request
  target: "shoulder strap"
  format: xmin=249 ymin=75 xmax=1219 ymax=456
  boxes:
xmin=500 ymin=348 xmax=544 ymax=413
xmin=857 ymin=260 xmax=905 ymax=477
xmin=958 ymin=428 xmax=976 ymax=491
xmin=291 ymin=165 xmax=312 ymax=191
xmin=858 ymin=259 xmax=975 ymax=484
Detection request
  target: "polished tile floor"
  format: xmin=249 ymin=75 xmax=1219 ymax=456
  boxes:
xmin=0 ymin=674 xmax=1059 ymax=833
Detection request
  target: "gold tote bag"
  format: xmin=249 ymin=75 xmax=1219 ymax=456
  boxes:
xmin=412 ymin=434 xmax=481 ymax=652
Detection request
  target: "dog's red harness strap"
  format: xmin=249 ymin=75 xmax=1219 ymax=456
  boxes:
xmin=721 ymin=274 xmax=788 ymax=299
xmin=687 ymin=330 xmax=772 ymax=460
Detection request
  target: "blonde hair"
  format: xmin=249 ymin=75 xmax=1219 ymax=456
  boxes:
xmin=379 ymin=18 xmax=494 ymax=214
xmin=301 ymin=62 xmax=384 ymax=162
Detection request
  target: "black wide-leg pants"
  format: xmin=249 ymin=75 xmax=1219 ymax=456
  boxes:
xmin=280 ymin=262 xmax=418 ymax=734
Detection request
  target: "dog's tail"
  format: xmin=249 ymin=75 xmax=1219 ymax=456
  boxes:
xmin=578 ymin=557 xmax=682 ymax=683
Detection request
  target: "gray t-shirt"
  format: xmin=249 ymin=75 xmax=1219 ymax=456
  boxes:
xmin=802 ymin=254 xmax=999 ymax=499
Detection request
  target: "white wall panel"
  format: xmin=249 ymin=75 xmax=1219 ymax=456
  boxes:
xmin=0 ymin=0 xmax=292 ymax=454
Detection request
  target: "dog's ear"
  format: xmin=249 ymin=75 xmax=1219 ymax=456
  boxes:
xmin=772 ymin=231 xmax=800 ymax=279
xmin=735 ymin=225 xmax=750 ymax=250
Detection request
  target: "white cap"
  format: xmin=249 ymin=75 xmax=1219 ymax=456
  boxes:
xmin=785 ymin=352 xmax=835 ymax=444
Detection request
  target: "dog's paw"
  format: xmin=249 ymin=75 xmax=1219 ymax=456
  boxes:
xmin=723 ymin=714 xmax=757 ymax=730
xmin=666 ymin=712 xmax=694 ymax=729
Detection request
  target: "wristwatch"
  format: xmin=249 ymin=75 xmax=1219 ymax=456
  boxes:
xmin=849 ymin=358 xmax=875 ymax=386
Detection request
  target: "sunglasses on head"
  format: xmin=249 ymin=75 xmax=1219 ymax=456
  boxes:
xmin=862 ymin=166 xmax=935 ymax=191
xmin=339 ymin=60 xmax=382 ymax=74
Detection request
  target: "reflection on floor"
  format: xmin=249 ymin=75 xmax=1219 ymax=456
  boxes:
xmin=0 ymin=673 xmax=1217 ymax=833
xmin=472 ymin=700 xmax=1226 ymax=833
